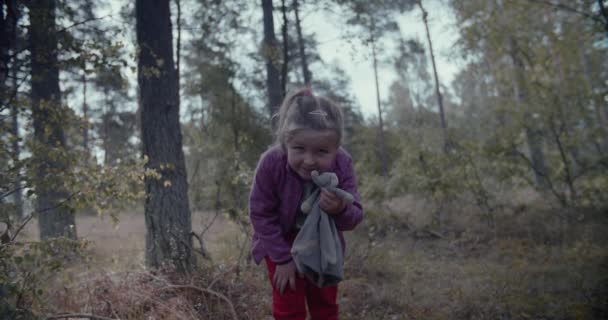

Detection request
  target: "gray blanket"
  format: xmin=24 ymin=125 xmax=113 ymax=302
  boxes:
xmin=290 ymin=170 xmax=354 ymax=288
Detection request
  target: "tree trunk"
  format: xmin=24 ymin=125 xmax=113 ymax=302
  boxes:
xmin=11 ymin=70 xmax=23 ymax=219
xmin=82 ymin=62 xmax=89 ymax=155
xmin=418 ymin=1 xmax=449 ymax=153
xmin=579 ymin=39 xmax=608 ymax=153
xmin=103 ymin=87 xmax=110 ymax=165
xmin=29 ymin=1 xmax=77 ymax=239
xmin=293 ymin=0 xmax=311 ymax=85
xmin=136 ymin=0 xmax=193 ymax=274
xmin=509 ymin=37 xmax=549 ymax=190
xmin=175 ymin=0 xmax=181 ymax=111
xmin=370 ymin=25 xmax=389 ymax=178
xmin=599 ymin=0 xmax=608 ymax=36
xmin=5 ymin=0 xmax=23 ymax=218
xmin=262 ymin=0 xmax=283 ymax=129
xmin=280 ymin=0 xmax=289 ymax=97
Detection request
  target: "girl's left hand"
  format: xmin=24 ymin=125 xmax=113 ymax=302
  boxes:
xmin=319 ymin=188 xmax=346 ymax=215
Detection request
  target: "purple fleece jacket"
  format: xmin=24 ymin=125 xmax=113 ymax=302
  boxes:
xmin=249 ymin=145 xmax=364 ymax=265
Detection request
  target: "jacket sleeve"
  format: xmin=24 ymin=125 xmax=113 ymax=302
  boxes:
xmin=249 ymin=153 xmax=293 ymax=264
xmin=333 ymin=155 xmax=364 ymax=231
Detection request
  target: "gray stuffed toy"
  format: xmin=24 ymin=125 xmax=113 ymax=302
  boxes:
xmin=290 ymin=170 xmax=354 ymax=288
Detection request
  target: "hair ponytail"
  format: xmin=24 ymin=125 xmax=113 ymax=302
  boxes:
xmin=275 ymin=87 xmax=344 ymax=148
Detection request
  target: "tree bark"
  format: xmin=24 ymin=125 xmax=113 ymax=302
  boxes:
xmin=293 ymin=0 xmax=311 ymax=85
xmin=262 ymin=0 xmax=283 ymax=129
xmin=136 ymin=0 xmax=193 ymax=274
xmin=29 ymin=1 xmax=77 ymax=239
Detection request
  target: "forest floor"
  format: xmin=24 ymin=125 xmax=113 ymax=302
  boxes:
xmin=20 ymin=200 xmax=608 ymax=320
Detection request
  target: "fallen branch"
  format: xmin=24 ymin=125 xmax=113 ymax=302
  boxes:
xmin=157 ymin=284 xmax=238 ymax=320
xmin=44 ymin=313 xmax=116 ymax=320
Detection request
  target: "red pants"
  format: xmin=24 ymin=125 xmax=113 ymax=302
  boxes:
xmin=265 ymin=257 xmax=339 ymax=320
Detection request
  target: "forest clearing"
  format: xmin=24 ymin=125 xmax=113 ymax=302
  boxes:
xmin=2 ymin=0 xmax=608 ymax=319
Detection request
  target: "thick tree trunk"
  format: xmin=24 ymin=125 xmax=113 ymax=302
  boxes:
xmin=293 ymin=0 xmax=311 ymax=85
xmin=136 ymin=0 xmax=193 ymax=273
xmin=262 ymin=0 xmax=283 ymax=129
xmin=29 ymin=1 xmax=77 ymax=239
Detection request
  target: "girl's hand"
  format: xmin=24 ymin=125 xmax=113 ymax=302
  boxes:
xmin=273 ymin=260 xmax=297 ymax=295
xmin=319 ymin=188 xmax=347 ymax=215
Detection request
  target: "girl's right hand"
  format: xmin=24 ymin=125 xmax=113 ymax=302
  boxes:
xmin=273 ymin=260 xmax=297 ymax=295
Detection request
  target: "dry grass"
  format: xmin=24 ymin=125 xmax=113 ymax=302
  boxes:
xmin=17 ymin=193 xmax=608 ymax=319
xmin=20 ymin=209 xmax=243 ymax=271
xmin=341 ymin=191 xmax=608 ymax=320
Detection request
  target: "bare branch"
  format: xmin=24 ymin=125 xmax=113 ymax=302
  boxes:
xmin=11 ymin=191 xmax=80 ymax=242
xmin=10 ymin=214 xmax=33 ymax=243
xmin=57 ymin=14 xmax=111 ymax=34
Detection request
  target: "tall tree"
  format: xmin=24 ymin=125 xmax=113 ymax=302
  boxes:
xmin=1 ymin=0 xmax=24 ymax=218
xmin=508 ymin=35 xmax=549 ymax=189
xmin=416 ymin=0 xmax=449 ymax=153
xmin=181 ymin=0 xmax=272 ymax=225
xmin=293 ymin=0 xmax=311 ymax=85
xmin=29 ymin=1 xmax=77 ymax=239
xmin=136 ymin=0 xmax=193 ymax=273
xmin=262 ymin=0 xmax=283 ymax=129
xmin=450 ymin=0 xmax=607 ymax=202
xmin=337 ymin=0 xmax=416 ymax=177
xmin=280 ymin=0 xmax=290 ymax=96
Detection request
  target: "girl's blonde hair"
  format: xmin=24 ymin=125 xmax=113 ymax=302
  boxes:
xmin=275 ymin=88 xmax=344 ymax=148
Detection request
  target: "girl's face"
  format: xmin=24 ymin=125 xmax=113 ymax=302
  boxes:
xmin=285 ymin=129 xmax=339 ymax=180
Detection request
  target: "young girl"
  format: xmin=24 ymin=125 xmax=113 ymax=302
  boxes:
xmin=249 ymin=88 xmax=364 ymax=320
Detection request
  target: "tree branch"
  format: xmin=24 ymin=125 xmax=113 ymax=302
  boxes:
xmin=57 ymin=15 xmax=111 ymax=34
xmin=44 ymin=313 xmax=116 ymax=320
xmin=10 ymin=191 xmax=80 ymax=242
xmin=516 ymin=0 xmax=606 ymax=25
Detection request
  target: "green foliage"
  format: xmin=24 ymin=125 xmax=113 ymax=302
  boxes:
xmin=371 ymin=0 xmax=608 ymax=226
xmin=0 ymin=237 xmax=91 ymax=319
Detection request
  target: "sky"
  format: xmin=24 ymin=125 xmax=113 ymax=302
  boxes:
xmin=308 ymin=0 xmax=462 ymax=117
xmin=100 ymin=0 xmax=463 ymax=118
